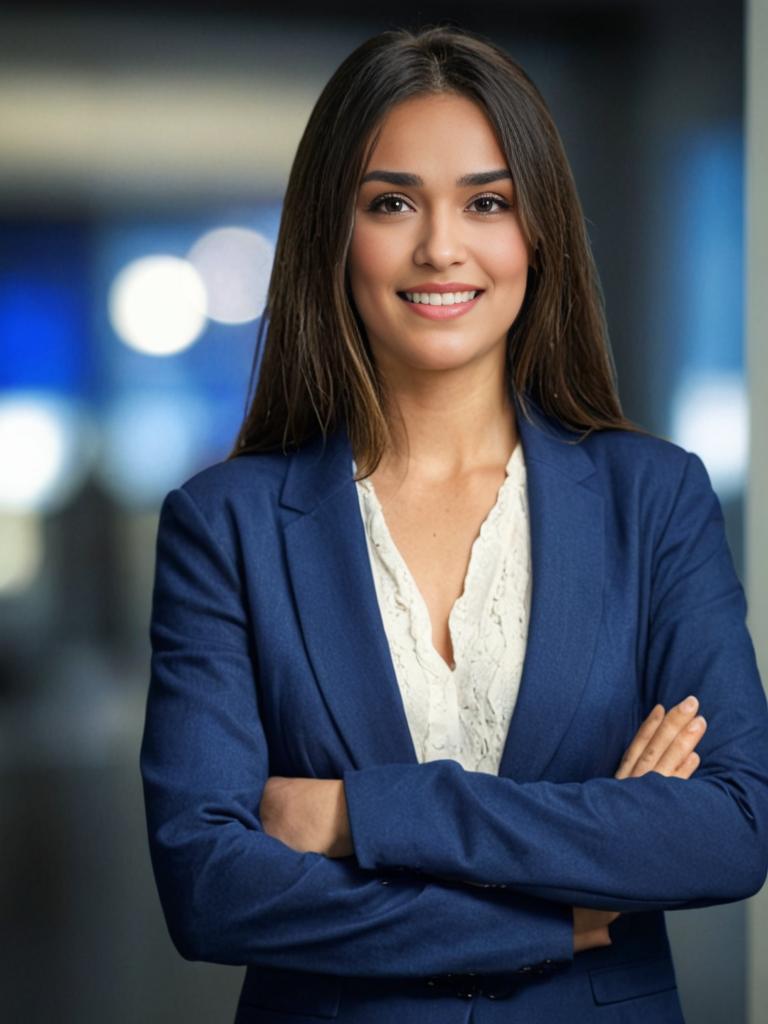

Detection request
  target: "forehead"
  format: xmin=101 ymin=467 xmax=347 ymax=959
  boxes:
xmin=363 ymin=93 xmax=508 ymax=175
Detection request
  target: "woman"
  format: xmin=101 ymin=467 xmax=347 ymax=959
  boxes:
xmin=140 ymin=25 xmax=768 ymax=1024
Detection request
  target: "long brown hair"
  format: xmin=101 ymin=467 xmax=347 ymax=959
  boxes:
xmin=227 ymin=24 xmax=649 ymax=477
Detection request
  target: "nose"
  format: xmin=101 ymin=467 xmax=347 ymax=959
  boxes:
xmin=413 ymin=204 xmax=467 ymax=269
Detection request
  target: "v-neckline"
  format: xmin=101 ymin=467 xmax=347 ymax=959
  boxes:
xmin=354 ymin=441 xmax=523 ymax=676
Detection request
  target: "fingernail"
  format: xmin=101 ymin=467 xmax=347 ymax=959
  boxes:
xmin=687 ymin=716 xmax=705 ymax=732
xmin=680 ymin=695 xmax=698 ymax=712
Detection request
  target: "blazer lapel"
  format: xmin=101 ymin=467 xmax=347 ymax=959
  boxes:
xmin=281 ymin=428 xmax=419 ymax=768
xmin=280 ymin=392 xmax=605 ymax=780
xmin=497 ymin=393 xmax=605 ymax=781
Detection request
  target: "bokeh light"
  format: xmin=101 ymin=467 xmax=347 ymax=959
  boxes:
xmin=670 ymin=373 xmax=748 ymax=499
xmin=108 ymin=254 xmax=207 ymax=355
xmin=96 ymin=390 xmax=211 ymax=506
xmin=186 ymin=225 xmax=273 ymax=324
xmin=0 ymin=392 xmax=95 ymax=513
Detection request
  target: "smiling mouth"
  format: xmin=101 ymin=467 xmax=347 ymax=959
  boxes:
xmin=397 ymin=289 xmax=485 ymax=306
xmin=394 ymin=289 xmax=485 ymax=321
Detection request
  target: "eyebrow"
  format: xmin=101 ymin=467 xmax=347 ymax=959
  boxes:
xmin=360 ymin=169 xmax=512 ymax=187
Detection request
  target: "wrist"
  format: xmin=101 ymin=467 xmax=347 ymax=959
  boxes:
xmin=574 ymin=926 xmax=612 ymax=954
xmin=327 ymin=780 xmax=353 ymax=857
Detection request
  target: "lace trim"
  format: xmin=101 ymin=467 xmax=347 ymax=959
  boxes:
xmin=352 ymin=445 xmax=531 ymax=773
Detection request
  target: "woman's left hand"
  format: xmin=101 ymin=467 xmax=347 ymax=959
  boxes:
xmin=259 ymin=776 xmax=353 ymax=857
xmin=614 ymin=699 xmax=706 ymax=780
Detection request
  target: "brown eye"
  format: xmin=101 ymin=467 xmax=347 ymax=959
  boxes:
xmin=367 ymin=194 xmax=412 ymax=215
xmin=469 ymin=195 xmax=510 ymax=214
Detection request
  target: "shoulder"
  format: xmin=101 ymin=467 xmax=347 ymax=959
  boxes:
xmin=519 ymin=397 xmax=695 ymax=498
xmin=523 ymin=401 xmax=698 ymax=492
xmin=177 ymin=449 xmax=291 ymax=511
xmin=156 ymin=449 xmax=294 ymax=554
xmin=581 ymin=426 xmax=691 ymax=482
xmin=576 ymin=426 xmax=718 ymax=536
xmin=519 ymin=396 xmax=718 ymax=531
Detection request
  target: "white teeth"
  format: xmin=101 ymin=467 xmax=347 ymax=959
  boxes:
xmin=403 ymin=290 xmax=478 ymax=305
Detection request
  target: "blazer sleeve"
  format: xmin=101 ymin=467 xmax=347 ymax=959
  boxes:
xmin=139 ymin=484 xmax=575 ymax=976
xmin=342 ymin=451 xmax=768 ymax=913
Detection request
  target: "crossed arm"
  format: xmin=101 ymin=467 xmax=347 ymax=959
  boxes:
xmin=261 ymin=452 xmax=768 ymax=918
xmin=259 ymin=697 xmax=708 ymax=952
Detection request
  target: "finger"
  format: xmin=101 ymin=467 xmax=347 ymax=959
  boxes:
xmin=630 ymin=699 xmax=702 ymax=778
xmin=650 ymin=716 xmax=707 ymax=777
xmin=621 ymin=696 xmax=700 ymax=778
xmin=614 ymin=705 xmax=665 ymax=779
xmin=668 ymin=750 xmax=701 ymax=780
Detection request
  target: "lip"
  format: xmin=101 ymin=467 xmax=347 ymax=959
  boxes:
xmin=400 ymin=281 xmax=484 ymax=293
xmin=398 ymin=290 xmax=483 ymax=320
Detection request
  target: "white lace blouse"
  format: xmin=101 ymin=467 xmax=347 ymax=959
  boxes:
xmin=352 ymin=442 xmax=531 ymax=774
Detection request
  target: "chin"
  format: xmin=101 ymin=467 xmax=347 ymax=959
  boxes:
xmin=388 ymin=342 xmax=491 ymax=373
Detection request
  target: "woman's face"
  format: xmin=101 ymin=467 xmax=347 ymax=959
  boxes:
xmin=348 ymin=92 xmax=532 ymax=380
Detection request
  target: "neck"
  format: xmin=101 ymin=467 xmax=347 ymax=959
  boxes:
xmin=376 ymin=363 xmax=518 ymax=484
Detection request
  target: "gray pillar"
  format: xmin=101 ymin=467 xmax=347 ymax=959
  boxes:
xmin=747 ymin=2 xmax=768 ymax=1021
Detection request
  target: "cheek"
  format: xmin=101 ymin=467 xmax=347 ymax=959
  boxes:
xmin=481 ymin=230 xmax=530 ymax=283
xmin=348 ymin=225 xmax=400 ymax=292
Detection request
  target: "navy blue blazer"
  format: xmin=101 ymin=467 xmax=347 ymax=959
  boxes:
xmin=140 ymin=391 xmax=768 ymax=1023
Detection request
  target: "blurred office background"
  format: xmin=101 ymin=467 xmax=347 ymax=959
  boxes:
xmin=0 ymin=0 xmax=765 ymax=1021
